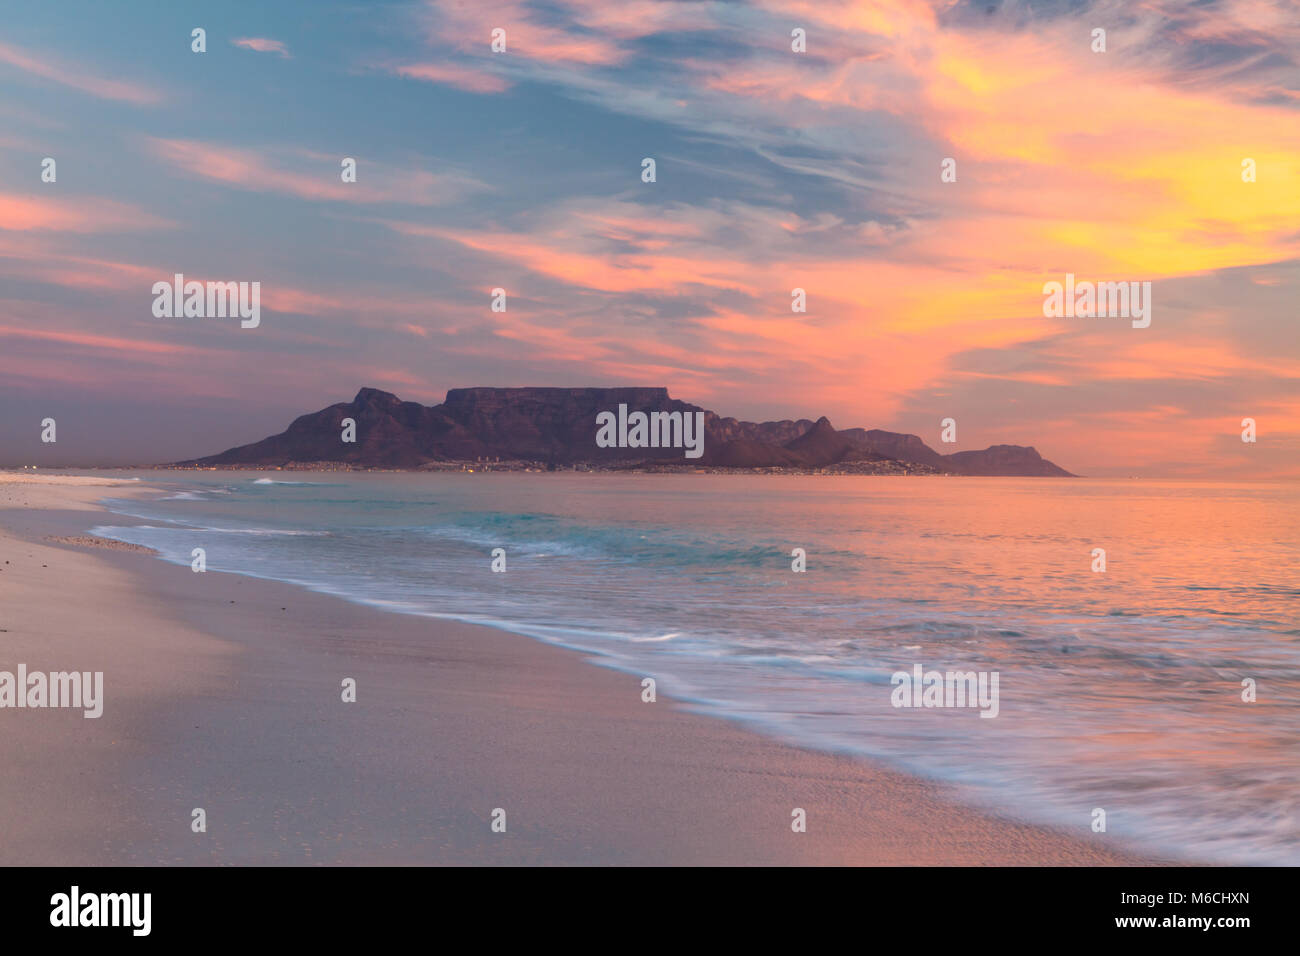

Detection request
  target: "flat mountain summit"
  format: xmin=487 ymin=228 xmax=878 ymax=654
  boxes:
xmin=179 ymin=386 xmax=1075 ymax=476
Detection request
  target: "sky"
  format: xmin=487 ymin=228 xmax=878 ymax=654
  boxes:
xmin=0 ymin=0 xmax=1296 ymax=476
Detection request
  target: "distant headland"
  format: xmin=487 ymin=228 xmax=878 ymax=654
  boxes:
xmin=171 ymin=387 xmax=1076 ymax=477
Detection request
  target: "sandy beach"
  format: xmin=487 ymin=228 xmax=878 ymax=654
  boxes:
xmin=0 ymin=472 xmax=1156 ymax=865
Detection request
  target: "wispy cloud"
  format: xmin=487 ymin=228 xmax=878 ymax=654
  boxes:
xmin=417 ymin=0 xmax=626 ymax=65
xmin=0 ymin=40 xmax=161 ymax=105
xmin=390 ymin=61 xmax=510 ymax=94
xmin=0 ymin=193 xmax=172 ymax=233
xmin=145 ymin=138 xmax=487 ymax=205
xmin=232 ymin=37 xmax=291 ymax=58
xmin=0 ymin=324 xmax=202 ymax=356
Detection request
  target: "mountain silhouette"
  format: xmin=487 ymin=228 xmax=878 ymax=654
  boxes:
xmin=179 ymin=386 xmax=1075 ymax=476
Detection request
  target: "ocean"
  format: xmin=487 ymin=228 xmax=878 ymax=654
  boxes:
xmin=90 ymin=471 xmax=1299 ymax=864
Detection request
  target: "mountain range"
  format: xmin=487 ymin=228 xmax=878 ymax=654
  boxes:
xmin=178 ymin=386 xmax=1075 ymax=476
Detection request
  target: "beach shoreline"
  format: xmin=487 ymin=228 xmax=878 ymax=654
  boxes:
xmin=0 ymin=473 xmax=1162 ymax=865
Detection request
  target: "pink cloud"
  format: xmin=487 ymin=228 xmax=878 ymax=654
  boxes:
xmin=146 ymin=137 xmax=485 ymax=205
xmin=420 ymin=0 xmax=623 ymax=65
xmin=0 ymin=40 xmax=160 ymax=105
xmin=233 ymin=37 xmax=291 ymax=58
xmin=0 ymin=324 xmax=201 ymax=356
xmin=0 ymin=193 xmax=172 ymax=233
xmin=392 ymin=62 xmax=510 ymax=94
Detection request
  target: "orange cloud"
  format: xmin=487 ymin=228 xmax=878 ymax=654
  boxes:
xmin=386 ymin=218 xmax=753 ymax=295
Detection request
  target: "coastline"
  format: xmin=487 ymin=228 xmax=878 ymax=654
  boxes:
xmin=0 ymin=474 xmax=1159 ymax=865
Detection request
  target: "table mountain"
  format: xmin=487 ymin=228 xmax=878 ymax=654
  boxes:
xmin=178 ymin=386 xmax=1075 ymax=476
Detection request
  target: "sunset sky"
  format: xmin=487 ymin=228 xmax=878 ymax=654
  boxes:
xmin=1 ymin=0 xmax=1296 ymax=476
